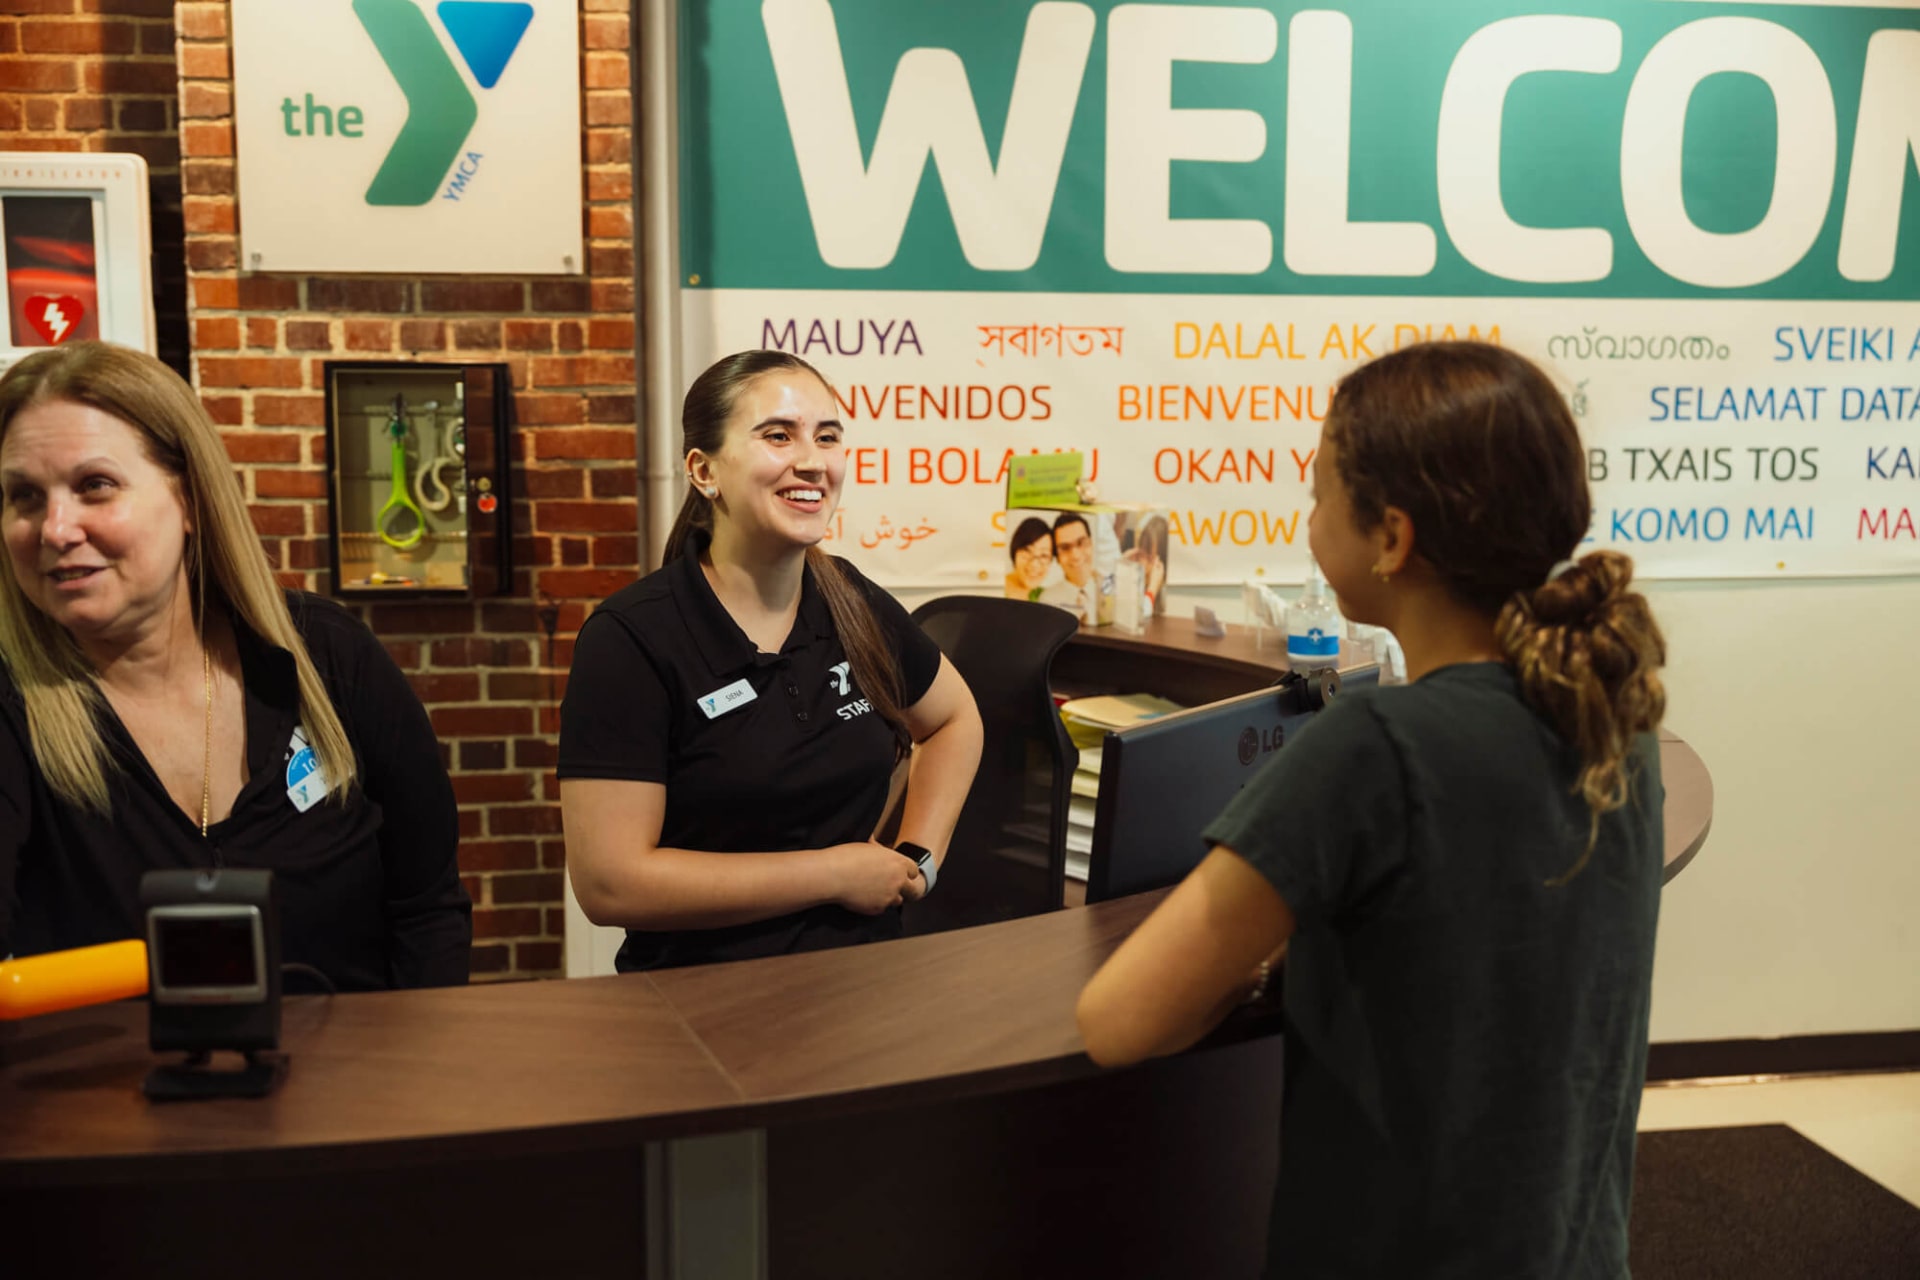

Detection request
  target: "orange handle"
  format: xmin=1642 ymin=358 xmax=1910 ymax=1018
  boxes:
xmin=0 ymin=939 xmax=149 ymax=1020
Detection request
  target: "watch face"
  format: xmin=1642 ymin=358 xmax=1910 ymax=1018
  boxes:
xmin=896 ymin=842 xmax=932 ymax=866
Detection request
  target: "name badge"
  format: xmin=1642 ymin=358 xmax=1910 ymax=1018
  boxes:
xmin=696 ymin=678 xmax=757 ymax=720
xmin=285 ymin=726 xmax=327 ymax=813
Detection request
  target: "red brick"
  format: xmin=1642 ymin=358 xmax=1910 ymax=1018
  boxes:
xmin=585 ymin=169 xmax=632 ymax=202
xmin=529 ymin=356 xmax=634 ymax=388
xmin=519 ymin=469 xmax=584 ymax=500
xmin=21 ymin=18 xmax=133 ymax=54
xmin=86 ymin=0 xmax=176 ymax=15
xmin=430 ymin=637 xmax=532 ymax=667
xmin=457 ymin=808 xmax=483 ymax=838
xmin=513 ymin=738 xmax=558 ymax=769
xmin=60 ymin=96 xmax=108 ymax=130
xmin=420 ymin=280 xmax=524 ymax=313
xmin=409 ymin=672 xmax=483 ymax=703
xmin=469 ymin=944 xmax=511 ymax=975
xmin=382 ymin=639 xmax=423 ymax=669
xmin=587 ymin=245 xmax=633 ymax=278
xmin=251 ymin=394 xmax=325 ymax=427
xmin=398 ymin=319 xmax=446 ymax=351
xmin=178 ymin=42 xmax=229 ymax=79
xmin=587 ymin=206 xmax=632 ymax=241
xmin=221 ymin=432 xmax=301 ymax=464
xmin=559 ymin=537 xmax=589 ymax=566
xmin=459 ymin=840 xmax=539 ymax=873
xmin=584 ymin=93 xmax=631 ymax=127
xmin=583 ymin=52 xmax=628 ymax=90
xmin=1 ymin=0 xmax=75 ymax=16
xmin=591 ymin=280 xmax=635 ymax=313
xmin=488 ymin=805 xmax=563 ymax=836
xmin=532 ymin=428 xmax=633 ymax=461
xmin=453 ymin=774 xmax=535 ymax=806
xmin=584 ymin=128 xmax=630 ymax=165
xmin=537 ymin=569 xmax=635 ymax=599
xmin=459 ymin=740 xmax=508 ymax=770
xmin=193 ymin=275 xmax=238 ymax=310
xmin=494 ymin=672 xmax=566 ymax=703
xmin=20 ymin=97 xmax=59 ymax=129
xmin=369 ymin=603 xmax=475 ymax=634
xmin=90 ymin=59 xmax=178 ymax=96
xmin=247 ymin=505 xmax=306 ymax=536
xmin=138 ymin=18 xmax=173 ymax=53
xmin=541 ymin=839 xmax=567 ymax=870
xmin=119 ymin=97 xmax=172 ymax=134
xmin=344 ymin=318 xmax=392 ymax=352
xmin=308 ymin=435 xmax=330 ymax=467
xmin=308 ymin=277 xmax=411 ymax=313
xmin=199 ymin=394 xmax=243 ymax=425
xmin=583 ymin=14 xmax=628 ymax=49
xmin=471 ymin=906 xmax=543 ymax=939
xmin=589 ymin=468 xmax=640 ymax=499
xmin=198 ymin=356 xmax=303 ymax=389
xmin=508 ymin=394 xmax=580 ymax=427
xmin=282 ymin=320 xmax=330 ymax=350
xmin=451 ymin=319 xmax=501 ymax=350
xmin=594 ymin=536 xmax=640 ymax=567
xmin=178 ymin=4 xmax=228 ymax=39
xmin=186 ymin=239 xmax=238 ymax=271
xmin=180 ymin=83 xmax=229 ymax=119
xmin=537 ymin=501 xmax=636 ymax=534
xmin=181 ymin=120 xmax=232 ymax=157
xmin=431 ymin=706 xmax=533 ymax=737
xmin=287 ymin=538 xmax=328 ymax=571
xmin=515 ymin=941 xmax=563 ymax=974
xmin=491 ymin=871 xmax=563 ymax=904
xmin=0 ymin=59 xmax=78 ymax=91
xmin=530 ymin=280 xmax=590 ymax=313
xmin=503 ymin=320 xmax=553 ymax=352
xmin=184 ymin=163 xmax=237 ymax=200
xmin=552 ymin=320 xmax=581 ymax=353
xmin=0 ymin=99 xmax=21 ymax=131
xmin=235 ymin=274 xmax=299 ymax=310
xmin=193 ymin=316 xmax=240 ymax=349
xmin=242 ymin=316 xmax=275 ymax=349
xmin=254 ymin=469 xmax=327 ymax=499
xmin=587 ymin=318 xmax=634 ymax=350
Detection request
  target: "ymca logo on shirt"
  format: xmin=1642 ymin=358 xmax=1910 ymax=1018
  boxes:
xmin=829 ymin=661 xmax=872 ymax=720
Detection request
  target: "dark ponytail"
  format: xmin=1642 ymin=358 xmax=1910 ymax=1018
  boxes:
xmin=669 ymin=351 xmax=913 ymax=760
xmin=1326 ymin=343 xmax=1667 ymax=878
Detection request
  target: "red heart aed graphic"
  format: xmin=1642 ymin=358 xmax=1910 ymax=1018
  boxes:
xmin=24 ymin=296 xmax=87 ymax=345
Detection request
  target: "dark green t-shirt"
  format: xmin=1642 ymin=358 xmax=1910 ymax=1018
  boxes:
xmin=1203 ymin=662 xmax=1663 ymax=1279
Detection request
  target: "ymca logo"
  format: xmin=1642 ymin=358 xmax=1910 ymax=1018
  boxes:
xmin=341 ymin=0 xmax=535 ymax=206
xmin=827 ymin=661 xmax=852 ymax=696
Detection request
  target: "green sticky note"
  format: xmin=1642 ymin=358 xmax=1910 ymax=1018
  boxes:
xmin=1006 ymin=452 xmax=1084 ymax=507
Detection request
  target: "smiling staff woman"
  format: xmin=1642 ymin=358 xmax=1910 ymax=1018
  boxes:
xmin=559 ymin=351 xmax=982 ymax=971
xmin=0 ymin=342 xmax=470 ymax=990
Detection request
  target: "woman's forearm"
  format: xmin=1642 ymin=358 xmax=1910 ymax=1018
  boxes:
xmin=571 ymin=843 xmax=854 ymax=931
xmin=893 ymin=707 xmax=984 ymax=866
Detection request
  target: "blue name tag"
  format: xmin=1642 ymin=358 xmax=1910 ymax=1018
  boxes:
xmin=285 ymin=727 xmax=326 ymax=812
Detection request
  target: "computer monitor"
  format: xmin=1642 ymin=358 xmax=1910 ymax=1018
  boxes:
xmin=1084 ymin=667 xmax=1377 ymax=903
xmin=0 ymin=152 xmax=155 ymax=378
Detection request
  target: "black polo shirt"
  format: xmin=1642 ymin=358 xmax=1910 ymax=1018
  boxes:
xmin=558 ymin=532 xmax=942 ymax=971
xmin=0 ymin=593 xmax=471 ymax=991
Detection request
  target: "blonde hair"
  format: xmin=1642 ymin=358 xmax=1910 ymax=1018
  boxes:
xmin=0 ymin=341 xmax=358 ymax=812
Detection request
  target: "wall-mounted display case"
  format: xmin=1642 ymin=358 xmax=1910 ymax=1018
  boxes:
xmin=322 ymin=362 xmax=511 ymax=598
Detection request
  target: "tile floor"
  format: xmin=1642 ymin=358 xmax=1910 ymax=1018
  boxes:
xmin=1638 ymin=1070 xmax=1920 ymax=1207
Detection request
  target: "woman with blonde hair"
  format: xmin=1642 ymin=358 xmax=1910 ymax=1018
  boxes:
xmin=0 ymin=342 xmax=469 ymax=990
xmin=1079 ymin=342 xmax=1667 ymax=1277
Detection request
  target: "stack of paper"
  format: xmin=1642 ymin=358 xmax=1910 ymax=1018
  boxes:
xmin=1057 ymin=694 xmax=1183 ymax=881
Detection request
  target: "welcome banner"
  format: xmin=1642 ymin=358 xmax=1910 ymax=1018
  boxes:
xmin=679 ymin=0 xmax=1920 ymax=584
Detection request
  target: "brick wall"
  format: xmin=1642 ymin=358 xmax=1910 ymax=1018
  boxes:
xmin=0 ymin=0 xmax=190 ymax=375
xmin=1 ymin=2 xmax=642 ymax=980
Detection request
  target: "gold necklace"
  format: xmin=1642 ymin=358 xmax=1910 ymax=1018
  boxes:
xmin=199 ymin=641 xmax=212 ymax=837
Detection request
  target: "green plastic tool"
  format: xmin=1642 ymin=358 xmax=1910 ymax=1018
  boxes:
xmin=376 ymin=395 xmax=426 ymax=550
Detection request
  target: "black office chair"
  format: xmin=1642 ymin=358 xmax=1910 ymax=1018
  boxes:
xmin=902 ymin=596 xmax=1080 ymax=934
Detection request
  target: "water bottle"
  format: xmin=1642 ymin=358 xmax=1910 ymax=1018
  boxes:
xmin=1286 ymin=558 xmax=1342 ymax=669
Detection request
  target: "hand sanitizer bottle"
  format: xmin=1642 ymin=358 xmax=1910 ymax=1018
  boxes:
xmin=1287 ymin=557 xmax=1342 ymax=670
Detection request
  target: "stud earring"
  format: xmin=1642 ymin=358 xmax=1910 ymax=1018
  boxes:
xmin=704 ymin=487 xmax=718 ymax=499
xmin=1371 ymin=564 xmax=1392 ymax=584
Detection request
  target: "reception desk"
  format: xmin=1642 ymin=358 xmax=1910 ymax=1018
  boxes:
xmin=0 ymin=619 xmax=1712 ymax=1280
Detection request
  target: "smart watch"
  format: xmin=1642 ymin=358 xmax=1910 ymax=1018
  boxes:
xmin=897 ymin=841 xmax=937 ymax=894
